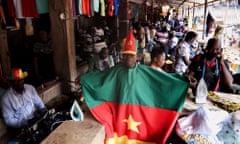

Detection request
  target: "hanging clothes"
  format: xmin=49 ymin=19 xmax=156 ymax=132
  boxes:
xmin=82 ymin=0 xmax=91 ymax=16
xmin=100 ymin=0 xmax=105 ymax=16
xmin=107 ymin=0 xmax=114 ymax=16
xmin=21 ymin=0 xmax=39 ymax=18
xmin=90 ymin=0 xmax=94 ymax=16
xmin=7 ymin=0 xmax=16 ymax=18
xmin=92 ymin=0 xmax=99 ymax=13
xmin=72 ymin=0 xmax=77 ymax=19
xmin=35 ymin=0 xmax=49 ymax=14
xmin=12 ymin=0 xmax=23 ymax=19
xmin=114 ymin=0 xmax=120 ymax=16
xmin=76 ymin=0 xmax=82 ymax=15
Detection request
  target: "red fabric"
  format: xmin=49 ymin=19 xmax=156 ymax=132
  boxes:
xmin=7 ymin=0 xmax=16 ymax=17
xmin=21 ymin=0 xmax=39 ymax=18
xmin=91 ymin=102 xmax=179 ymax=144
xmin=82 ymin=0 xmax=91 ymax=16
xmin=107 ymin=0 xmax=114 ymax=16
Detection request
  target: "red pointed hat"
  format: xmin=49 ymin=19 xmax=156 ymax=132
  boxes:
xmin=122 ymin=29 xmax=136 ymax=55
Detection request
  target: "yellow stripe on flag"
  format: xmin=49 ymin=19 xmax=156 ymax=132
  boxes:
xmin=106 ymin=133 xmax=155 ymax=144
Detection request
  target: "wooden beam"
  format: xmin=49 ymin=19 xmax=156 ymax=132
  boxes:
xmin=202 ymin=0 xmax=208 ymax=39
xmin=190 ymin=0 xmax=223 ymax=8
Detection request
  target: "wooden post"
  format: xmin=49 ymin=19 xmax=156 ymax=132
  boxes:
xmin=48 ymin=0 xmax=77 ymax=93
xmin=202 ymin=0 xmax=208 ymax=40
xmin=119 ymin=0 xmax=129 ymax=39
xmin=0 ymin=28 xmax=11 ymax=75
xmin=193 ymin=2 xmax=195 ymax=18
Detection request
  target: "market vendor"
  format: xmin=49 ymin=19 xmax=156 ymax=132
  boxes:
xmin=188 ymin=38 xmax=233 ymax=93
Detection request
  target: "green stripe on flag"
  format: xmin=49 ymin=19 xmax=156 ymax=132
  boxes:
xmin=81 ymin=64 xmax=189 ymax=112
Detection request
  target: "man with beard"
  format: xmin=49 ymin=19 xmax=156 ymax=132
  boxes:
xmin=188 ymin=38 xmax=233 ymax=93
xmin=0 ymin=68 xmax=46 ymax=136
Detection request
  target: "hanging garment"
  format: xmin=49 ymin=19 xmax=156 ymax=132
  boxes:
xmin=72 ymin=0 xmax=77 ymax=19
xmin=114 ymin=0 xmax=120 ymax=16
xmin=35 ymin=0 xmax=49 ymax=14
xmin=21 ymin=0 xmax=39 ymax=18
xmin=92 ymin=0 xmax=99 ymax=13
xmin=76 ymin=0 xmax=82 ymax=15
xmin=12 ymin=0 xmax=23 ymax=18
xmin=107 ymin=0 xmax=113 ymax=16
xmin=100 ymin=0 xmax=105 ymax=16
xmin=7 ymin=0 xmax=16 ymax=17
xmin=82 ymin=0 xmax=91 ymax=16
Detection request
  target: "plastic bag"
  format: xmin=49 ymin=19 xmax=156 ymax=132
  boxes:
xmin=195 ymin=78 xmax=208 ymax=104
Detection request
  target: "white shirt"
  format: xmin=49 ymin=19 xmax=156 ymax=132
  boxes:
xmin=175 ymin=41 xmax=190 ymax=74
xmin=1 ymin=84 xmax=45 ymax=128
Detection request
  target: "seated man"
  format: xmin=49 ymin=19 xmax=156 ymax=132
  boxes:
xmin=0 ymin=68 xmax=46 ymax=136
xmin=88 ymin=47 xmax=114 ymax=72
xmin=188 ymin=38 xmax=233 ymax=93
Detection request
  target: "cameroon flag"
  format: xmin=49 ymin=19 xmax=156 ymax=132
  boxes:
xmin=81 ymin=64 xmax=189 ymax=144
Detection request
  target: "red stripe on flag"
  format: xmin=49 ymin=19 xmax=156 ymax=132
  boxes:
xmin=91 ymin=102 xmax=179 ymax=144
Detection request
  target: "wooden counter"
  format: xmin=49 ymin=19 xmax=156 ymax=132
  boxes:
xmin=41 ymin=114 xmax=105 ymax=144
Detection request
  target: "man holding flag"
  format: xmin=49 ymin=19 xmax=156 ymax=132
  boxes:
xmin=80 ymin=30 xmax=189 ymax=144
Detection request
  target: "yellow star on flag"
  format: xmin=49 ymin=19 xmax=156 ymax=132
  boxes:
xmin=123 ymin=115 xmax=141 ymax=133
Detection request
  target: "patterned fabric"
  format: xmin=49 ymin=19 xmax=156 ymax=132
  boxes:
xmin=179 ymin=134 xmax=212 ymax=144
xmin=176 ymin=106 xmax=229 ymax=144
xmin=217 ymin=121 xmax=240 ymax=143
xmin=208 ymin=91 xmax=240 ymax=112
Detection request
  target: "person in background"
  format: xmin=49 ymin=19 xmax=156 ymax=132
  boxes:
xmin=33 ymin=29 xmax=55 ymax=85
xmin=88 ymin=47 xmax=115 ymax=72
xmin=188 ymin=38 xmax=233 ymax=93
xmin=136 ymin=23 xmax=146 ymax=64
xmin=175 ymin=31 xmax=198 ymax=74
xmin=150 ymin=46 xmax=166 ymax=72
xmin=0 ymin=68 xmax=46 ymax=136
xmin=167 ymin=31 xmax=179 ymax=59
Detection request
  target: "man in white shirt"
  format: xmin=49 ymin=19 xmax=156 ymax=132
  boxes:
xmin=175 ymin=31 xmax=198 ymax=74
